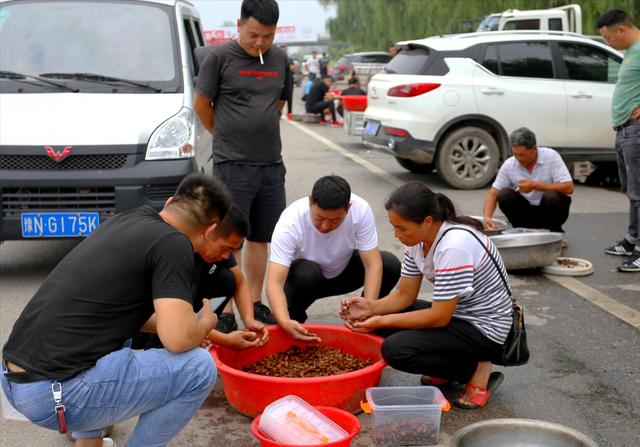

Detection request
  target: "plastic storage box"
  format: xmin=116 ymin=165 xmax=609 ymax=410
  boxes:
xmin=363 ymin=386 xmax=450 ymax=446
xmin=259 ymin=395 xmax=349 ymax=445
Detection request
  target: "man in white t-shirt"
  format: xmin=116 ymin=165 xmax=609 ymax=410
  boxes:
xmin=483 ymin=127 xmax=574 ymax=233
xmin=267 ymin=175 xmax=401 ymax=341
xmin=305 ymin=51 xmax=320 ymax=80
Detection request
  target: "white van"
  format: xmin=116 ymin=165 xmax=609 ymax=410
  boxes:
xmin=0 ymin=0 xmax=211 ymax=240
xmin=477 ymin=4 xmax=582 ymax=34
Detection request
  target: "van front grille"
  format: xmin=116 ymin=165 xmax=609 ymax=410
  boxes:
xmin=0 ymin=154 xmax=128 ymax=170
xmin=1 ymin=187 xmax=116 ymax=216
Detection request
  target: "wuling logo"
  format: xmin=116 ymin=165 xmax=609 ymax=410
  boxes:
xmin=44 ymin=146 xmax=72 ymax=162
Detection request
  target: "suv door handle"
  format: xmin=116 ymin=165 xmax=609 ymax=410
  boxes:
xmin=481 ymin=88 xmax=504 ymax=95
xmin=569 ymin=92 xmax=592 ymax=99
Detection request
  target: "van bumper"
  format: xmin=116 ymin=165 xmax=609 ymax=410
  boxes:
xmin=0 ymin=155 xmax=198 ymax=241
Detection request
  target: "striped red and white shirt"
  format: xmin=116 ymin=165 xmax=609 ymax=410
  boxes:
xmin=401 ymin=222 xmax=513 ymax=344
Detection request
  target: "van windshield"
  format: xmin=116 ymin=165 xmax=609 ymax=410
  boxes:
xmin=0 ymin=1 xmax=178 ymax=87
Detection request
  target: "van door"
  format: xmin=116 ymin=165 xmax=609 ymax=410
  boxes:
xmin=556 ymin=42 xmax=620 ymax=156
xmin=473 ymin=41 xmax=566 ymax=149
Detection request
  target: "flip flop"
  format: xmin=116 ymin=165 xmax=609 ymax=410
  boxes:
xmin=454 ymin=371 xmax=504 ymax=410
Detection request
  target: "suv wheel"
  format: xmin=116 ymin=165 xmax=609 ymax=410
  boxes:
xmin=436 ymin=127 xmax=500 ymax=189
xmin=394 ymin=157 xmax=434 ymax=174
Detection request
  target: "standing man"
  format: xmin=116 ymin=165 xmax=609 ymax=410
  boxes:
xmin=598 ymin=9 xmax=640 ymax=272
xmin=267 ymin=175 xmax=401 ymax=341
xmin=305 ymin=50 xmax=320 ymax=80
xmin=195 ymin=0 xmax=292 ymax=325
xmin=2 ymin=174 xmax=230 ymax=447
xmin=483 ymin=127 xmax=574 ymax=233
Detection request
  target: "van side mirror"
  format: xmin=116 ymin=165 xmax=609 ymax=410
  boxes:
xmin=193 ymin=46 xmax=215 ymax=77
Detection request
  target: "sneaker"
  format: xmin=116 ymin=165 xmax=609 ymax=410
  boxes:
xmin=331 ymin=120 xmax=343 ymax=127
xmin=605 ymin=239 xmax=634 ymax=256
xmin=618 ymin=252 xmax=640 ymax=272
xmin=253 ymin=302 xmax=277 ymax=325
xmin=102 ymin=439 xmax=116 ymax=447
xmin=287 ymin=112 xmax=293 ymax=121
xmin=215 ymin=312 xmax=238 ymax=334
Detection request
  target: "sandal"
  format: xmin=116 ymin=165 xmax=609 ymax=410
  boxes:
xmin=420 ymin=375 xmax=450 ymax=387
xmin=454 ymin=371 xmax=504 ymax=410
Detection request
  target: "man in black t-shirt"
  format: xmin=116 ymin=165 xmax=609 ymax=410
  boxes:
xmin=1 ymin=174 xmax=232 ymax=446
xmin=133 ymin=206 xmax=270 ymax=347
xmin=306 ymin=75 xmax=341 ymax=126
xmin=195 ymin=0 xmax=292 ymax=327
xmin=338 ymin=77 xmax=366 ymax=117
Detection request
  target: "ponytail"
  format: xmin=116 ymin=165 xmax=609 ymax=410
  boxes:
xmin=386 ymin=182 xmax=483 ymax=231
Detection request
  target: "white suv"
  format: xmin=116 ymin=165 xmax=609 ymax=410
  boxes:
xmin=362 ymin=31 xmax=623 ymax=189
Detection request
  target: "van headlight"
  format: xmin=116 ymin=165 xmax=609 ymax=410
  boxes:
xmin=146 ymin=108 xmax=195 ymax=160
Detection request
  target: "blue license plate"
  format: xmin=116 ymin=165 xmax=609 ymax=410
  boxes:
xmin=364 ymin=120 xmax=380 ymax=136
xmin=21 ymin=212 xmax=100 ymax=238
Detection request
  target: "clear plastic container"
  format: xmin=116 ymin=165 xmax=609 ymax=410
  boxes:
xmin=364 ymin=386 xmax=449 ymax=447
xmin=258 ymin=395 xmax=349 ymax=445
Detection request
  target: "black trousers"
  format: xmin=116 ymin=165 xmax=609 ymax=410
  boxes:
xmin=285 ymin=251 xmax=401 ymax=322
xmin=131 ymin=266 xmax=236 ymax=350
xmin=498 ymin=188 xmax=571 ymax=232
xmin=306 ymin=100 xmax=337 ymax=122
xmin=380 ymin=301 xmax=503 ymax=384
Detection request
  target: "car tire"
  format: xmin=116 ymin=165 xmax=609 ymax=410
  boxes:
xmin=436 ymin=126 xmax=500 ymax=190
xmin=394 ymin=157 xmax=434 ymax=173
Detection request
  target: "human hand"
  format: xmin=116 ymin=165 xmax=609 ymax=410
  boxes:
xmin=483 ymin=217 xmax=497 ymax=231
xmin=196 ymin=299 xmax=218 ymax=334
xmin=339 ymin=296 xmax=373 ymax=321
xmin=631 ymin=107 xmax=640 ymax=120
xmin=243 ymin=319 xmax=269 ymax=346
xmin=517 ymin=179 xmax=537 ymax=193
xmin=344 ymin=315 xmax=383 ymax=333
xmin=282 ymin=319 xmax=322 ymax=342
xmin=221 ymin=330 xmax=265 ymax=350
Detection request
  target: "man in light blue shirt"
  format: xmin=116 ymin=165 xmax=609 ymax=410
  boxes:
xmin=483 ymin=127 xmax=574 ymax=233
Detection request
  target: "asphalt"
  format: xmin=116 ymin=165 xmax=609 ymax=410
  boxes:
xmin=1 ymin=87 xmax=639 ymax=446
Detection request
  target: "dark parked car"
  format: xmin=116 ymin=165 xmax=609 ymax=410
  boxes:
xmin=333 ymin=51 xmax=392 ymax=81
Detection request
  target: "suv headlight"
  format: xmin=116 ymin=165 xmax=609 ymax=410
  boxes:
xmin=146 ymin=108 xmax=195 ymax=160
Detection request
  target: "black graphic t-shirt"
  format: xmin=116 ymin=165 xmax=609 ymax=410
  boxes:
xmin=196 ymin=40 xmax=292 ymax=164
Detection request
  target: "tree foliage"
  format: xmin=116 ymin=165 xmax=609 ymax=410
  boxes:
xmin=320 ymin=0 xmax=640 ymax=52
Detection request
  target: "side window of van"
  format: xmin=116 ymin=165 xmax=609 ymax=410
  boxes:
xmin=193 ymin=20 xmax=205 ymax=46
xmin=182 ymin=17 xmax=199 ymax=76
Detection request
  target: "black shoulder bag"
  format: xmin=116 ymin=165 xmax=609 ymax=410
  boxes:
xmin=437 ymin=227 xmax=530 ymax=366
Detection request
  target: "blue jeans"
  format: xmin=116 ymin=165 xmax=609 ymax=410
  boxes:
xmin=1 ymin=347 xmax=216 ymax=446
xmin=615 ymin=121 xmax=640 ymax=252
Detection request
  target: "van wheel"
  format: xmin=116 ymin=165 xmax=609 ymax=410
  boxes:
xmin=436 ymin=127 xmax=500 ymax=189
xmin=394 ymin=157 xmax=434 ymax=173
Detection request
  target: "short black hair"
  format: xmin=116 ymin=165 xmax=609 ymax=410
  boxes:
xmin=241 ymin=0 xmax=279 ymax=26
xmin=171 ymin=173 xmax=231 ymax=228
xmin=348 ymin=77 xmax=359 ymax=85
xmin=311 ymin=175 xmax=351 ymax=210
xmin=216 ymin=205 xmax=249 ymax=238
xmin=323 ymin=74 xmax=334 ymax=82
xmin=597 ymin=9 xmax=634 ymax=28
xmin=510 ymin=127 xmax=537 ymax=149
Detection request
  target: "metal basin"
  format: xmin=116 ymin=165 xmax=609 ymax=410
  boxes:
xmin=490 ymin=232 xmax=563 ymax=270
xmin=451 ymin=418 xmax=599 ymax=447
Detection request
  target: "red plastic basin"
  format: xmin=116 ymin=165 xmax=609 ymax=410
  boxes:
xmin=251 ymin=406 xmax=361 ymax=447
xmin=210 ymin=324 xmax=386 ymax=417
xmin=341 ymin=95 xmax=367 ymax=112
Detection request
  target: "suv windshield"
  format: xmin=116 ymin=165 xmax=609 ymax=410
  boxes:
xmin=0 ymin=1 xmax=178 ymax=85
xmin=385 ymin=47 xmax=430 ymax=75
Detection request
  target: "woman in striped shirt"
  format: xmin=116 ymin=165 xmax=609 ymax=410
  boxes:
xmin=340 ymin=182 xmax=513 ymax=409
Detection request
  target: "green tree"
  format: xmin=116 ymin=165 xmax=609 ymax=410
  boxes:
xmin=320 ymin=0 xmax=640 ymax=53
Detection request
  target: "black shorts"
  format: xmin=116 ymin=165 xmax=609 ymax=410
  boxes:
xmin=213 ymin=162 xmax=286 ymax=243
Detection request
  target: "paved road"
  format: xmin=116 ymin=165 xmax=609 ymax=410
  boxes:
xmin=1 ymin=97 xmax=639 ymax=446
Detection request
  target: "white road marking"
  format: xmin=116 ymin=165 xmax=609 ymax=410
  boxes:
xmin=545 ymin=274 xmax=640 ymax=330
xmin=288 ymin=120 xmax=639 ymax=331
xmin=287 ymin=120 xmax=403 ymax=187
